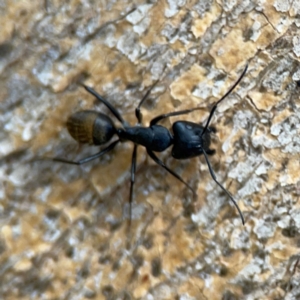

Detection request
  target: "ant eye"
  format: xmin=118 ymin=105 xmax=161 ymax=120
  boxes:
xmin=208 ymin=127 xmax=217 ymax=134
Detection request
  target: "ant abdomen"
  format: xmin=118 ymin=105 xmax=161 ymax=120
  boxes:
xmin=67 ymin=111 xmax=116 ymax=145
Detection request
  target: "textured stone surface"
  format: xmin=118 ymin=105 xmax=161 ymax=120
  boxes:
xmin=1 ymin=0 xmax=300 ymax=299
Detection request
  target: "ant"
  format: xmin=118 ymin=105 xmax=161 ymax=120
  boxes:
xmin=52 ymin=64 xmax=248 ymax=225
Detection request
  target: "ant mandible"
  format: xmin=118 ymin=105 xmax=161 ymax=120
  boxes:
xmin=52 ymin=64 xmax=248 ymax=225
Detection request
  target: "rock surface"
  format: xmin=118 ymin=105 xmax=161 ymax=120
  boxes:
xmin=0 ymin=1 xmax=300 ymax=299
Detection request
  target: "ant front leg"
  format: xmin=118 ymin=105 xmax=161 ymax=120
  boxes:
xmin=147 ymin=149 xmax=196 ymax=197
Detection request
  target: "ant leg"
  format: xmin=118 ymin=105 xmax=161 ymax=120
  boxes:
xmin=81 ymin=84 xmax=128 ymax=127
xmin=202 ymin=149 xmax=245 ymax=225
xmin=128 ymin=144 xmax=137 ymax=227
xmin=135 ymin=64 xmax=168 ymax=123
xmin=135 ymin=79 xmax=160 ymax=124
xmin=50 ymin=140 xmax=119 ymax=165
xmin=147 ymin=149 xmax=196 ymax=196
xmin=150 ymin=107 xmax=206 ymax=126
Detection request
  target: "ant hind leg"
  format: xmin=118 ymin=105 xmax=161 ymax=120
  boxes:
xmin=51 ymin=140 xmax=119 ymax=165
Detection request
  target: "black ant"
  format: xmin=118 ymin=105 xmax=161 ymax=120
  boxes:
xmin=52 ymin=65 xmax=248 ymax=225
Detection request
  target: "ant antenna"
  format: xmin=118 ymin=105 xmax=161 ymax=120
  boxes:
xmin=202 ymin=150 xmax=245 ymax=224
xmin=200 ymin=64 xmax=248 ymax=225
xmin=202 ymin=64 xmax=248 ymax=136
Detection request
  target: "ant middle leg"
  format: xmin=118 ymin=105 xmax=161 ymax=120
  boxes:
xmin=135 ymin=79 xmax=160 ymax=124
xmin=128 ymin=144 xmax=137 ymax=227
xmin=135 ymin=64 xmax=168 ymax=124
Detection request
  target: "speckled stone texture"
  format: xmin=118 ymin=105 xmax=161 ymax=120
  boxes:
xmin=1 ymin=0 xmax=300 ymax=299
